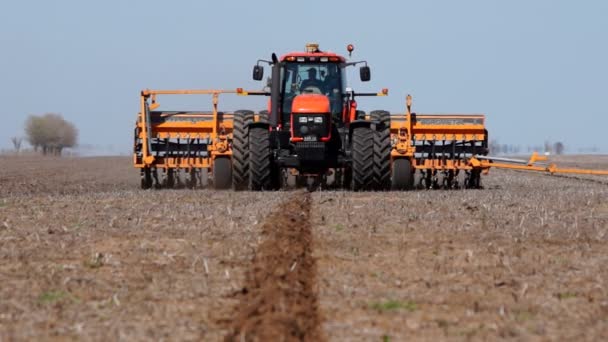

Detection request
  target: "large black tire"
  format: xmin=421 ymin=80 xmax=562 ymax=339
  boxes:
xmin=213 ymin=157 xmax=232 ymax=189
xmin=351 ymin=126 xmax=374 ymax=191
xmin=249 ymin=126 xmax=272 ymax=191
xmin=256 ymin=111 xmax=281 ymax=189
xmin=371 ymin=110 xmax=391 ymax=190
xmin=232 ymin=110 xmax=254 ymax=190
xmin=392 ymin=158 xmax=414 ymax=190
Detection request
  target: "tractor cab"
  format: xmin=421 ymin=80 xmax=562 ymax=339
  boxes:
xmin=252 ymin=43 xmax=371 ymax=130
xmin=280 ymin=61 xmax=345 ymax=126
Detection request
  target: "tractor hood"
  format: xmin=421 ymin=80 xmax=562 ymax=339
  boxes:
xmin=291 ymin=94 xmax=330 ymax=114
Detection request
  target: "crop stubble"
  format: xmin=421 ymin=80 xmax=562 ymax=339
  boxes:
xmin=0 ymin=156 xmax=285 ymax=340
xmin=312 ymin=159 xmax=608 ymax=341
xmin=1 ymin=155 xmax=607 ymax=341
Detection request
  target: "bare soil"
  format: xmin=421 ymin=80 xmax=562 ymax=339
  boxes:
xmin=312 ymin=158 xmax=608 ymax=341
xmin=1 ymin=155 xmax=607 ymax=341
xmin=224 ymin=193 xmax=322 ymax=342
xmin=0 ymin=156 xmax=284 ymax=341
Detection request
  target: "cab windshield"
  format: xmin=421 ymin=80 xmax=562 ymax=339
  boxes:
xmin=281 ymin=62 xmax=343 ymax=119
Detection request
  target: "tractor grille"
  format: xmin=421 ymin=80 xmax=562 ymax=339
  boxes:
xmin=292 ymin=113 xmax=330 ymax=140
xmin=295 ymin=142 xmax=326 ymax=161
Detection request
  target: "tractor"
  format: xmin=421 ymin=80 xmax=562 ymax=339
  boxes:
xmin=134 ymin=43 xmax=492 ymax=191
xmin=234 ymin=43 xmax=393 ymax=191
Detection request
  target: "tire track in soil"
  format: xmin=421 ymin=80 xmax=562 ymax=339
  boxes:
xmin=224 ymin=192 xmax=323 ymax=342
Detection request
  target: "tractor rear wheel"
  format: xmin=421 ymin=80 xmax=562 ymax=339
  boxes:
xmin=371 ymin=110 xmax=391 ymax=190
xmin=249 ymin=126 xmax=272 ymax=190
xmin=213 ymin=157 xmax=232 ymax=189
xmin=391 ymin=158 xmax=414 ymax=190
xmin=351 ymin=126 xmax=374 ymax=191
xmin=232 ymin=110 xmax=254 ymax=190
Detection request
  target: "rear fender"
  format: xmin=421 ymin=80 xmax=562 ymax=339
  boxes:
xmin=247 ymin=121 xmax=271 ymax=130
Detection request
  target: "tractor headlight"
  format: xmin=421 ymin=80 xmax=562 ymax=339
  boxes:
xmin=291 ymin=114 xmax=330 ymax=139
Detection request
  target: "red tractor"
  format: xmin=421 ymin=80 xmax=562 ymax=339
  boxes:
xmin=233 ymin=43 xmax=392 ymax=191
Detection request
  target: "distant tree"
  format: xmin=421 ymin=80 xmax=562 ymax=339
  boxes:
xmin=25 ymin=116 xmax=45 ymax=152
xmin=553 ymin=142 xmax=565 ymax=155
xmin=25 ymin=113 xmax=78 ymax=156
xmin=513 ymin=145 xmax=521 ymax=154
xmin=10 ymin=137 xmax=23 ymax=153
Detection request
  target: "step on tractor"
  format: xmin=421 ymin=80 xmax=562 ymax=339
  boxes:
xmin=133 ymin=43 xmax=608 ymax=190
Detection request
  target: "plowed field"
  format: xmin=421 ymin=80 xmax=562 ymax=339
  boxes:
xmin=1 ymin=155 xmax=607 ymax=341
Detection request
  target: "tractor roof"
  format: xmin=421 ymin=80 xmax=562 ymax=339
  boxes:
xmin=280 ymin=43 xmax=346 ymax=63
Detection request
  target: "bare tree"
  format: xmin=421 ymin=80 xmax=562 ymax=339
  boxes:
xmin=10 ymin=137 xmax=23 ymax=153
xmin=25 ymin=113 xmax=78 ymax=156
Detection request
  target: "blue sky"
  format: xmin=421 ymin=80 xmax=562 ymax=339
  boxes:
xmin=1 ymin=0 xmax=607 ymax=154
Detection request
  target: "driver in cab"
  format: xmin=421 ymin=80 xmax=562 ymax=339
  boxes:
xmin=300 ymin=68 xmax=324 ymax=94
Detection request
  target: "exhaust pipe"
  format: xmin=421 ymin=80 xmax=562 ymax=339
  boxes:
xmin=269 ymin=53 xmax=281 ymax=127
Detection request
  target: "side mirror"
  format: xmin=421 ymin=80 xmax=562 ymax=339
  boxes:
xmin=253 ymin=65 xmax=264 ymax=81
xmin=360 ymin=66 xmax=371 ymax=82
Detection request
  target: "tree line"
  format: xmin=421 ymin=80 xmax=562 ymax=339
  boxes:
xmin=11 ymin=113 xmax=78 ymax=156
xmin=489 ymin=140 xmax=565 ymax=155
